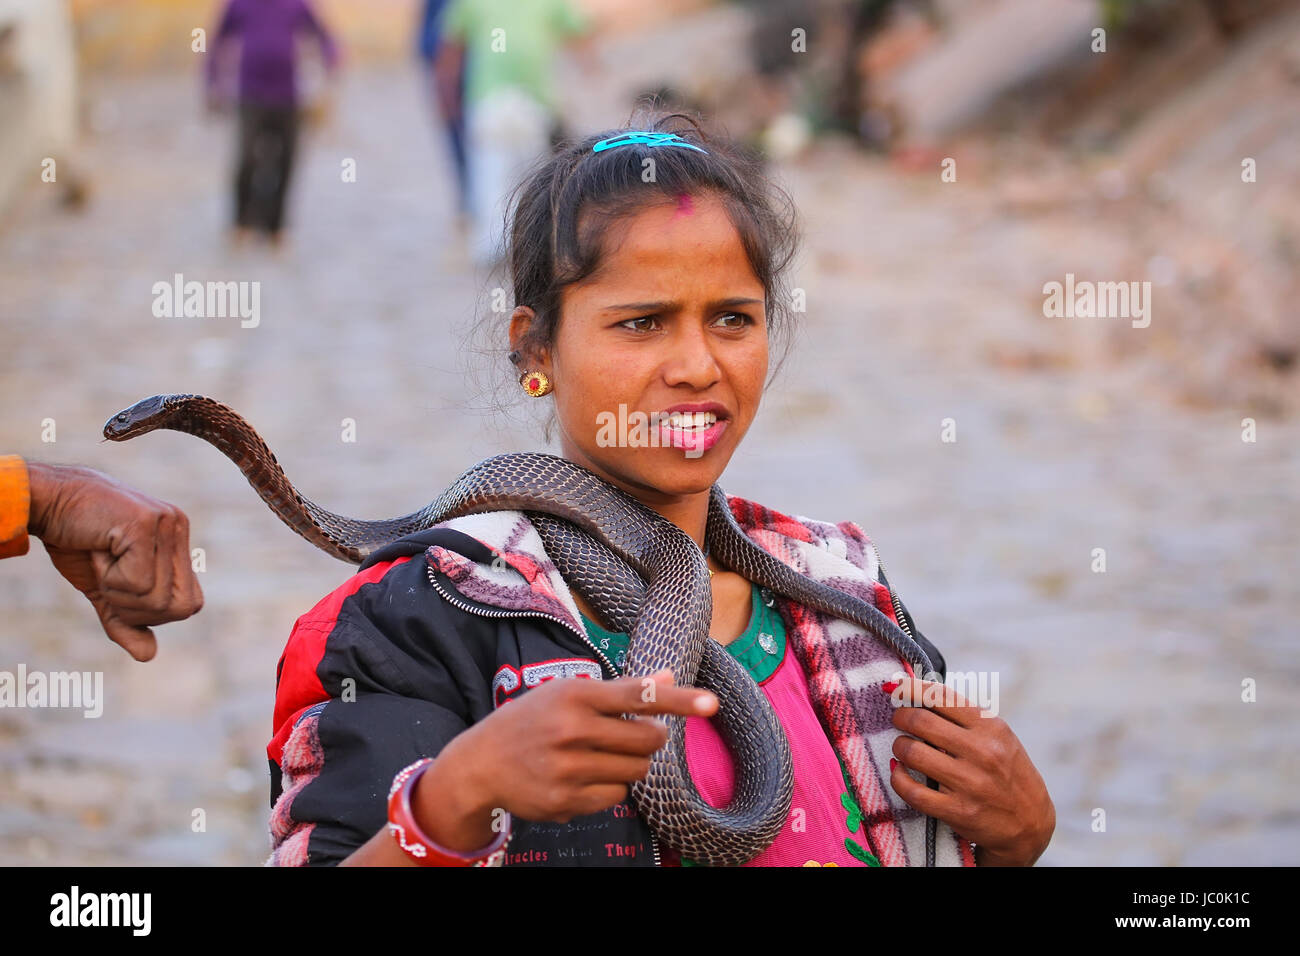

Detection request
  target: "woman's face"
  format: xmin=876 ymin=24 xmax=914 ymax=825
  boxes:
xmin=514 ymin=191 xmax=769 ymax=507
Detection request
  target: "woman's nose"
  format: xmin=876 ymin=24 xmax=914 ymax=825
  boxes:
xmin=661 ymin=325 xmax=722 ymax=387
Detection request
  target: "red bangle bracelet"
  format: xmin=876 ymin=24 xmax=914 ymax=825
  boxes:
xmin=387 ymin=758 xmax=510 ymax=867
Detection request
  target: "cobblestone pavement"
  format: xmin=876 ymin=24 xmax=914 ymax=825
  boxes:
xmin=0 ymin=64 xmax=1295 ymax=866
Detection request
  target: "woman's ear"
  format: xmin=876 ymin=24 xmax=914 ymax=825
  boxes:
xmin=508 ymin=305 xmax=550 ymax=373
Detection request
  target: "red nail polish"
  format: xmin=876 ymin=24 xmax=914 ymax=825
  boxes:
xmin=881 ymin=681 xmax=899 ymax=694
xmin=889 ymin=758 xmax=898 ymax=771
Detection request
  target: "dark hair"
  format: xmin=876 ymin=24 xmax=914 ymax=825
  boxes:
xmin=473 ymin=105 xmax=803 ymax=438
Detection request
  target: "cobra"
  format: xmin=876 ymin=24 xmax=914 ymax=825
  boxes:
xmin=104 ymin=393 xmax=939 ymax=866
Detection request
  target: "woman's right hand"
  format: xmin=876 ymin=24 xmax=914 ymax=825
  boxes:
xmin=414 ymin=669 xmax=718 ymax=851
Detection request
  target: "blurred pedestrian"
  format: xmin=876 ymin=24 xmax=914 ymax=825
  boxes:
xmin=204 ymin=0 xmax=341 ymax=249
xmin=0 ymin=456 xmax=203 ymax=661
xmin=438 ymin=0 xmax=594 ymax=267
xmin=418 ymin=0 xmax=470 ymax=228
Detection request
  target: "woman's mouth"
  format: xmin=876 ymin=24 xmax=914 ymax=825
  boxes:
xmin=657 ymin=410 xmax=728 ymax=455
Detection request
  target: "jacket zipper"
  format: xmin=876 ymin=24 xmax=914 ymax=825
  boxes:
xmin=871 ymin=544 xmax=939 ymax=868
xmin=425 ymin=563 xmax=662 ymax=867
xmin=872 ymin=545 xmax=915 ymax=645
xmin=425 ymin=564 xmax=619 ymax=675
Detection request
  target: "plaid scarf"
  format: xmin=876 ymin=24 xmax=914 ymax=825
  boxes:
xmin=427 ymin=496 xmax=976 ymax=867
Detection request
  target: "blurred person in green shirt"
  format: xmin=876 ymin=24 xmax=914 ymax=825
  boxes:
xmin=438 ymin=0 xmax=593 ymax=266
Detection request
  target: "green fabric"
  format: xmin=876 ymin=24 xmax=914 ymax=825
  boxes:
xmin=441 ymin=0 xmax=589 ymax=110
xmin=578 ymin=581 xmax=786 ymax=682
xmin=835 ymin=751 xmax=881 ymax=866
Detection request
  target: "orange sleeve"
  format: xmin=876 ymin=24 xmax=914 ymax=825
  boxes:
xmin=0 ymin=455 xmax=32 ymax=559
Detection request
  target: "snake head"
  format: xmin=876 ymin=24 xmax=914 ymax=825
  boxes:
xmin=102 ymin=394 xmax=196 ymax=440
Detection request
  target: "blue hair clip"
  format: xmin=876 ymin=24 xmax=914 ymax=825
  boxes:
xmin=591 ymin=131 xmax=708 ymax=154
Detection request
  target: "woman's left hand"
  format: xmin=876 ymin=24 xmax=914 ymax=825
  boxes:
xmin=885 ymin=677 xmax=1055 ymax=866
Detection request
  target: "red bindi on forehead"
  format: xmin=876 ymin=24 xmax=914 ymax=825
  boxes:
xmin=673 ymin=192 xmax=695 ymax=218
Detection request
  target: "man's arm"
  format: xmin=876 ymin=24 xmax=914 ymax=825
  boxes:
xmin=204 ymin=1 xmax=242 ymax=99
xmin=0 ymin=455 xmax=31 ymax=558
xmin=299 ymin=0 xmax=341 ymax=74
xmin=1 ymin=455 xmax=203 ymax=660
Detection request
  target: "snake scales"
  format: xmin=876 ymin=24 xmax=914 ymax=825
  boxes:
xmin=104 ymin=393 xmax=938 ymax=866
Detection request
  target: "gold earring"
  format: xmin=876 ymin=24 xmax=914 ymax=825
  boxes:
xmin=520 ymin=369 xmax=552 ymax=397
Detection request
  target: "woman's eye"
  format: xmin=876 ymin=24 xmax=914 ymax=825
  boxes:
xmin=620 ymin=316 xmax=658 ymax=332
xmin=619 ymin=313 xmax=751 ymax=332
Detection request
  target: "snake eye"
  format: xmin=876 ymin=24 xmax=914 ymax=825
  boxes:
xmin=116 ymin=413 xmax=128 ymax=422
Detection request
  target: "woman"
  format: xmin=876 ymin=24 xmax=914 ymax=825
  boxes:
xmin=267 ymin=113 xmax=1055 ymax=867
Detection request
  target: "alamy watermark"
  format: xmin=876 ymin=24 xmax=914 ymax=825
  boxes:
xmin=1042 ymin=272 xmax=1151 ymax=328
xmin=0 ymin=665 xmax=103 ymax=718
xmin=50 ymin=886 xmax=150 ymax=936
xmin=595 ymin=403 xmax=720 ymax=460
xmin=152 ymin=272 xmax=260 ymax=328
xmin=889 ymin=669 xmax=1000 ymax=717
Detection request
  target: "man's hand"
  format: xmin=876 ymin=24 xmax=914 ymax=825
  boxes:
xmin=26 ymin=462 xmax=203 ymax=661
xmin=303 ymin=75 xmax=338 ymax=129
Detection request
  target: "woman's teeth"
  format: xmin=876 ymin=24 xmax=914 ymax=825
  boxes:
xmin=664 ymin=411 xmax=717 ymax=429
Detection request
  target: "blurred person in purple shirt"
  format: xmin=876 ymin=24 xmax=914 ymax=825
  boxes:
xmin=205 ymin=0 xmax=340 ymax=248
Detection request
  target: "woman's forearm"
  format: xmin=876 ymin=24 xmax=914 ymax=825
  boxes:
xmin=340 ymin=823 xmax=419 ymax=866
xmin=973 ymin=835 xmax=1047 ymax=867
xmin=340 ymin=742 xmax=500 ymax=866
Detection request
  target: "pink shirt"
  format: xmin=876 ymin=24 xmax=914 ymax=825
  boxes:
xmin=676 ymin=642 xmax=875 ymax=867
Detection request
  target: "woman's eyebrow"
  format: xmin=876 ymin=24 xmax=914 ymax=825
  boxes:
xmin=601 ymin=296 xmax=764 ymax=313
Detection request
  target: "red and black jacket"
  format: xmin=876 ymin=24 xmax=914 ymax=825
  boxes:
xmin=268 ymin=525 xmax=665 ymax=865
xmin=267 ymin=509 xmax=947 ymax=867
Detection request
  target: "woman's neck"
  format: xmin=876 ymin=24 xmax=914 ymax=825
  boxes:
xmin=559 ymin=446 xmax=714 ymax=556
xmin=644 ymin=490 xmax=711 ymax=553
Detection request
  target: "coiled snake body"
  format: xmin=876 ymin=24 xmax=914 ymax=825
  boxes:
xmin=104 ymin=393 xmax=938 ymax=866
